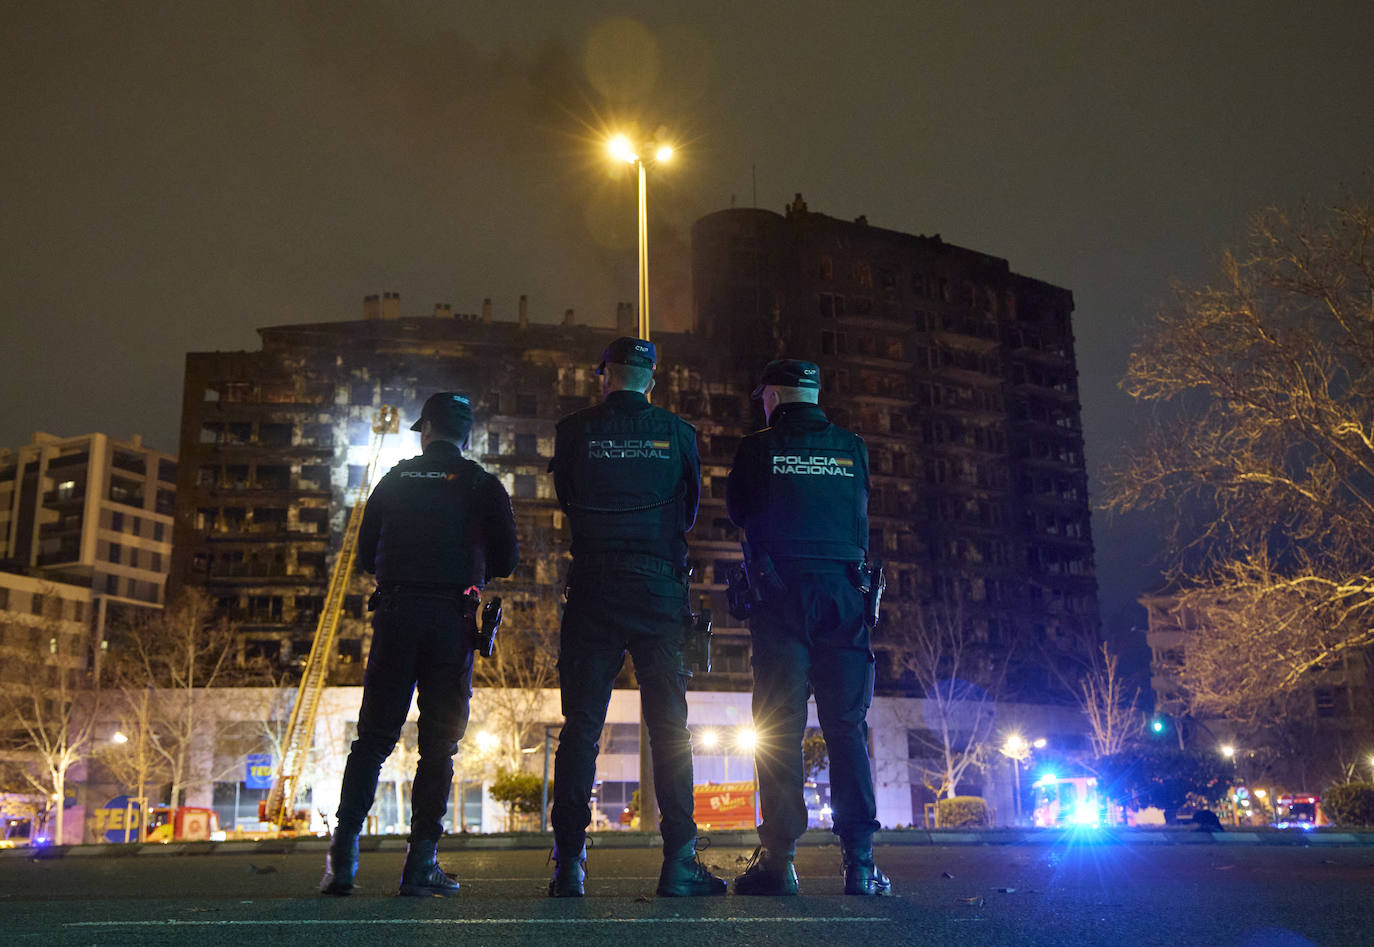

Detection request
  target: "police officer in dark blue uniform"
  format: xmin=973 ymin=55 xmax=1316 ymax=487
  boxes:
xmin=322 ymin=392 xmax=519 ymax=897
xmin=547 ymin=337 xmax=725 ymax=899
xmin=726 ymin=359 xmax=891 ymax=897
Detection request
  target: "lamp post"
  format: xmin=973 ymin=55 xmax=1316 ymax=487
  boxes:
xmin=608 ymin=134 xmax=673 ymax=340
xmin=999 ymin=735 xmax=1044 ymax=825
xmin=1002 ymin=736 xmax=1026 ymax=824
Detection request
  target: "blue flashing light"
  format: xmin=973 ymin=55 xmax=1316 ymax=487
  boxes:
xmin=1066 ymin=805 xmax=1099 ymax=827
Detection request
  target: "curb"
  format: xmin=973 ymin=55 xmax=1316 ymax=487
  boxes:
xmin=4 ymin=827 xmax=1372 ymax=859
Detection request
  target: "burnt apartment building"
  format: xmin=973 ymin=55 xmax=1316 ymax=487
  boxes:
xmin=172 ymin=197 xmax=1100 ymax=698
xmin=690 ymin=197 xmax=1101 ymax=697
xmin=170 ymin=296 xmax=675 ymax=684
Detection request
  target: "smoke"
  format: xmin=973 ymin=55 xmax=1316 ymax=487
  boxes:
xmin=280 ymin=6 xmax=722 ymax=331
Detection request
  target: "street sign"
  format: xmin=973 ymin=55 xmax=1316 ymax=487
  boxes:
xmin=245 ymin=754 xmax=273 ymax=790
xmin=94 ymin=795 xmax=142 ymax=843
xmin=693 ymin=782 xmax=757 ymax=830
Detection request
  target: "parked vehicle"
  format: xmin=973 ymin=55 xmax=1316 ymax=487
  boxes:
xmin=1275 ymin=794 xmax=1325 ymax=828
xmin=144 ymin=806 xmax=220 ymax=843
xmin=1032 ymin=774 xmax=1106 ymax=828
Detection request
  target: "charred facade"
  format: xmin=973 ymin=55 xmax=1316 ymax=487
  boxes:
xmin=172 ymin=198 xmax=1100 ymax=698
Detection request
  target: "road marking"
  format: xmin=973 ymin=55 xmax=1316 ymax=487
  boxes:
xmin=68 ymin=917 xmax=890 ymax=928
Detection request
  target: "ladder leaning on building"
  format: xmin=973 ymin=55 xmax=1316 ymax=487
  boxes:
xmin=262 ymin=406 xmax=397 ymax=831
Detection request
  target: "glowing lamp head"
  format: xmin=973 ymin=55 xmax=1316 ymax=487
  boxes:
xmin=475 ymin=731 xmax=499 ymax=752
xmin=699 ymin=729 xmax=719 ymax=749
xmin=1003 ymin=735 xmax=1026 ymax=755
xmin=1033 ymin=738 xmax=1047 ymax=749
xmin=111 ymin=731 xmax=129 ymax=745
xmin=1221 ymin=744 xmax=1236 ymax=759
xmin=654 ymin=144 xmax=674 ymax=163
xmin=735 ymin=728 xmax=757 ymax=751
xmin=608 ymin=135 xmax=638 ymax=164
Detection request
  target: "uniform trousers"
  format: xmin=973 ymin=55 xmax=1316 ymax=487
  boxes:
xmin=552 ymin=563 xmax=697 ymax=854
xmin=748 ymin=561 xmax=880 ymax=852
xmin=335 ymin=592 xmax=475 ymax=842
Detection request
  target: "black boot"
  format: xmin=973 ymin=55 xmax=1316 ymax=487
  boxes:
xmin=656 ymin=839 xmax=727 ymax=897
xmin=841 ymin=838 xmax=892 ymax=896
xmin=548 ymin=841 xmax=587 ymax=898
xmin=397 ymin=839 xmax=460 ymax=897
xmin=320 ymin=830 xmax=359 ymax=896
xmin=733 ymin=845 xmax=799 ymax=896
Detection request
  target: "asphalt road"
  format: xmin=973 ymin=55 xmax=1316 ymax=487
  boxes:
xmin=3 ymin=842 xmax=1372 ymax=946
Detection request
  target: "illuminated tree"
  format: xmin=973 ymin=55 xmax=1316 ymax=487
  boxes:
xmin=2 ymin=653 xmax=97 ymax=844
xmin=895 ymin=604 xmax=1005 ymax=799
xmin=470 ymin=528 xmax=561 ymax=773
xmin=103 ymin=590 xmax=253 ymax=807
xmin=1106 ymin=179 xmax=1374 ymax=719
xmin=1077 ymin=642 xmax=1145 ymax=758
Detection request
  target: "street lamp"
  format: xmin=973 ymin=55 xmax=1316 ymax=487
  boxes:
xmin=1000 ymin=734 xmax=1043 ymax=826
xmin=1220 ymin=744 xmax=1236 ymax=759
xmin=607 ymin=133 xmax=674 ymax=339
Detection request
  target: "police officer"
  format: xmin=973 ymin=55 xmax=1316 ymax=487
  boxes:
xmin=321 ymin=392 xmax=519 ymax=897
xmin=726 ymin=359 xmax=891 ymax=897
xmin=547 ymin=337 xmax=725 ymax=899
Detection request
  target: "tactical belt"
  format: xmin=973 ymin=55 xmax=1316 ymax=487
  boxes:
xmin=571 ymin=552 xmax=687 ymax=580
xmin=377 ymin=581 xmax=466 ymax=598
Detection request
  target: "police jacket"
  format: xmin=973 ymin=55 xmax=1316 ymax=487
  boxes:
xmin=358 ymin=440 xmax=519 ymax=588
xmin=550 ymin=389 xmax=700 ymax=566
xmin=726 ymin=401 xmax=869 ymax=563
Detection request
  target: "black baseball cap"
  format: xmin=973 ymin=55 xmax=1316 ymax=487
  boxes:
xmin=596 ymin=336 xmax=657 ymax=375
xmin=411 ymin=392 xmax=474 ymax=433
xmin=751 ymin=359 xmax=821 ymax=399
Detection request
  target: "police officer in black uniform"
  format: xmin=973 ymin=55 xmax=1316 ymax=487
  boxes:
xmin=322 ymin=392 xmax=519 ymax=897
xmin=547 ymin=337 xmax=725 ymax=899
xmin=726 ymin=359 xmax=891 ymax=897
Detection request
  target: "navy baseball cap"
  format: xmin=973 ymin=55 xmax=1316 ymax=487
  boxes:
xmin=411 ymin=392 xmax=473 ymax=432
xmin=596 ymin=336 xmax=657 ymax=375
xmin=751 ymin=359 xmax=821 ymax=399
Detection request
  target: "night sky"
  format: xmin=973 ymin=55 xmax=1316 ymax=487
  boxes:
xmin=4 ymin=1 xmax=1372 ymax=651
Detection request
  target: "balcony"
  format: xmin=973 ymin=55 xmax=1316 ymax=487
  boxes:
xmin=39 ymin=518 xmax=84 ymax=540
xmin=42 ymin=484 xmax=87 ymax=507
xmin=45 ymin=452 xmax=90 ymax=471
xmin=111 ymin=452 xmax=147 ymax=476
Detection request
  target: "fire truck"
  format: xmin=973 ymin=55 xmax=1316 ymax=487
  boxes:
xmin=1275 ymin=794 xmax=1325 ymax=828
xmin=1031 ymin=774 xmax=1106 ymax=828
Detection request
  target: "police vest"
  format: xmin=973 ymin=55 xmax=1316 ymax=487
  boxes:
xmin=748 ymin=422 xmax=867 ymax=562
xmin=564 ymin=406 xmax=686 ymax=557
xmin=372 ymin=452 xmax=482 ymax=586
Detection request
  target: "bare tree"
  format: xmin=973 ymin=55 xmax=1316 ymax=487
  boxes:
xmin=3 ymin=657 xmax=98 ymax=844
xmin=895 ymin=604 xmax=1005 ymax=799
xmin=103 ymin=590 xmax=251 ymax=807
xmin=90 ymin=686 xmax=164 ymax=840
xmin=471 ymin=584 xmax=560 ymax=774
xmin=1105 ymin=179 xmax=1374 ymax=720
xmin=1076 ymin=642 xmax=1145 ymax=758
